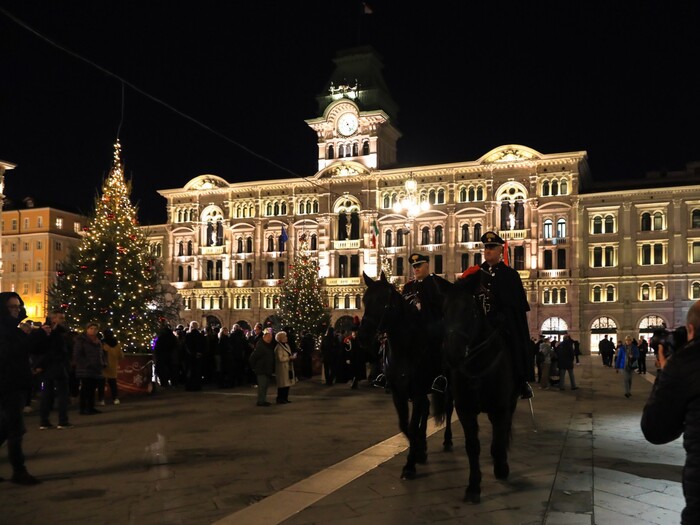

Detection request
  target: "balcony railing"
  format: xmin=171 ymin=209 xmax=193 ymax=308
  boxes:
xmin=333 ymin=239 xmax=362 ymax=249
xmin=324 ymin=277 xmax=361 ymax=286
xmin=542 ymin=237 xmax=567 ymax=245
xmin=538 ymin=269 xmax=570 ymax=278
xmin=501 ymin=229 xmax=527 ymax=240
xmin=200 ymin=245 xmax=225 ymax=255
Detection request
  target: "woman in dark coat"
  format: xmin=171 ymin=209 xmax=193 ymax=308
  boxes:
xmin=73 ymin=322 xmax=104 ymax=415
xmin=321 ymin=327 xmax=337 ymax=385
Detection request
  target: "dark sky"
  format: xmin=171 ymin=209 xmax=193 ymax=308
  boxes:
xmin=2 ymin=1 xmax=699 ymax=225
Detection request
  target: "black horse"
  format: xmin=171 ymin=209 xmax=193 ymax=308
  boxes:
xmin=443 ymin=271 xmax=519 ymax=503
xmin=359 ymin=272 xmax=452 ymax=480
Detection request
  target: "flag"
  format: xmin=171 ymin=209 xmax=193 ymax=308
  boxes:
xmin=503 ymin=239 xmax=510 ymax=266
xmin=371 ymin=220 xmax=379 ymax=248
xmin=280 ymin=226 xmax=289 ymax=243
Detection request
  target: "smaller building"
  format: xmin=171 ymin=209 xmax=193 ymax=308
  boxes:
xmin=1 ymin=197 xmax=88 ymax=322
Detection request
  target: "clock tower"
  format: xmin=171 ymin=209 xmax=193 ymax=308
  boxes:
xmin=306 ymin=46 xmax=401 ymax=172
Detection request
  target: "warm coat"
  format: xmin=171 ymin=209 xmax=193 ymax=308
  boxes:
xmin=275 ymin=342 xmax=295 ymax=388
xmin=0 ymin=292 xmax=32 ymax=395
xmin=73 ymin=333 xmax=105 ymax=379
xmin=614 ymin=343 xmax=640 ymax=370
xmin=641 ymin=337 xmax=700 ymax=524
xmin=102 ymin=341 xmax=122 ymax=379
xmin=249 ymin=338 xmax=275 ymax=376
xmin=555 ymin=338 xmax=576 ymax=369
xmin=31 ymin=324 xmax=72 ymax=379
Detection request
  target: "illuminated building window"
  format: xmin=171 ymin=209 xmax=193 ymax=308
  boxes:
xmin=693 ymin=210 xmax=700 ymax=229
xmin=692 ymin=282 xmax=700 ymax=300
xmin=54 ymin=218 xmax=61 ymax=229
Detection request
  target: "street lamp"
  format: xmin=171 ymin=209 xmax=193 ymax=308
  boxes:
xmin=390 ymin=176 xmax=430 ymax=279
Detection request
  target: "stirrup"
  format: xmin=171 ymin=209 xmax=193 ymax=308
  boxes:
xmin=431 ymin=375 xmax=448 ymax=394
xmin=520 ymin=382 xmax=534 ymax=399
xmin=373 ymin=374 xmax=386 ymax=388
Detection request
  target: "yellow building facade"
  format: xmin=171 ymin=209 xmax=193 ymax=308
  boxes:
xmin=1 ymin=200 xmax=87 ymax=322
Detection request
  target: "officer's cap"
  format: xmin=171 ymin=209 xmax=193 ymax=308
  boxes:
xmin=409 ymin=253 xmax=430 ymax=267
xmin=481 ymin=231 xmax=505 ymax=247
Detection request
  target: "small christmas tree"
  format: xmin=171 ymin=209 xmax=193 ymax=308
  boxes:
xmin=278 ymin=234 xmax=330 ymax=345
xmin=49 ymin=141 xmax=179 ymax=351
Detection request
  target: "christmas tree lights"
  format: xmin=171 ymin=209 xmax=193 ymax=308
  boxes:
xmin=277 ymin=234 xmax=330 ymax=346
xmin=49 ymin=141 xmax=179 ymax=351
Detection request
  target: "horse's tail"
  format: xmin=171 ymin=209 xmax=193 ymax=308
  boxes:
xmin=431 ymin=390 xmax=448 ymax=426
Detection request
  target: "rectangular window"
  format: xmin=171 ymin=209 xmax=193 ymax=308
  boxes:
xmin=350 ymin=254 xmax=360 ymax=277
xmin=55 ymin=241 xmax=62 ymax=251
xmin=642 ymin=244 xmax=651 ymax=265
xmin=11 ymin=243 xmax=16 ymax=252
xmin=544 ymin=250 xmax=553 ymax=270
xmin=278 ymin=261 xmax=285 ymax=279
xmin=36 ymin=241 xmax=42 ymax=250
xmin=11 ymin=219 xmax=17 ymax=230
xmin=653 ymin=244 xmax=663 ymax=264
xmin=23 ymin=218 xmax=29 ymax=229
xmin=604 ymin=247 xmax=614 ymax=267
xmin=557 ymin=248 xmax=566 ymax=269
xmin=22 ymin=283 xmax=29 ymax=295
xmin=11 ymin=264 xmax=16 ymax=272
xmin=267 ymin=262 xmax=274 ymax=279
xmin=396 ymin=257 xmax=404 ymax=277
xmin=35 ymin=281 xmax=41 ymax=293
xmin=74 ymin=222 xmax=81 ymax=233
xmin=56 ymin=218 xmax=63 ymax=229
xmin=461 ymin=253 xmax=470 ymax=271
xmin=23 ymin=242 xmax=29 ymax=251
xmin=434 ymin=254 xmax=443 ymax=274
xmin=246 ymin=263 xmax=253 ymax=280
xmin=37 ymin=216 xmax=43 ymax=228
xmin=36 ymin=261 xmax=42 ymax=271
xmin=474 ymin=253 xmax=482 ymax=265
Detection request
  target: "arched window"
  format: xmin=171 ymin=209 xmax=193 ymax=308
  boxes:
xmin=355 ymin=294 xmax=362 ymax=309
xmin=434 ymin=226 xmax=443 ymax=244
xmin=543 ymin=289 xmax=550 ymax=303
xmin=606 ymin=285 xmax=615 ymax=302
xmin=437 ymin=189 xmax=445 ymax=204
xmin=344 ymin=295 xmax=351 ymax=309
xmin=246 ymin=237 xmax=253 ymax=253
xmin=693 ymin=210 xmax=700 ymax=229
xmin=473 ymin=223 xmax=482 ymax=240
xmin=267 ymin=236 xmax=274 ymax=252
xmin=641 ymin=283 xmax=651 ymax=300
xmin=542 ymin=180 xmax=550 ymax=196
xmin=468 ymin=187 xmax=475 ymax=201
xmin=187 ymin=266 xmax=192 ymax=281
xmin=333 ymin=296 xmax=339 ymax=309
xmin=177 ymin=266 xmax=183 ymax=282
xmin=396 ymin=229 xmax=404 ymax=247
xmin=383 ymin=194 xmax=390 ymax=208
xmin=273 ymin=202 xmax=280 ymax=216
xmin=363 ymin=141 xmax=370 ymax=155
xmin=459 ymin=187 xmax=467 ymax=202
xmin=237 ymin=238 xmax=243 ymax=253
xmin=476 ymin=187 xmax=484 ymax=200
xmin=306 ymin=201 xmax=312 ymax=214
xmin=560 ymin=288 xmax=567 ymax=303
xmin=693 ymin=282 xmax=700 ymax=299
xmin=557 ymin=218 xmax=567 ymax=238
xmin=551 ymin=180 xmax=559 ymax=195
xmin=187 ymin=241 xmax=193 ymax=255
xmin=266 ymin=202 xmax=273 ymax=216
xmin=178 ymin=241 xmax=184 ymax=256
xmin=461 ymin=224 xmax=469 ymax=243
xmin=429 ymin=189 xmax=436 ymax=204
xmin=593 ymin=285 xmax=601 ymax=302
xmin=236 ymin=263 xmax=243 ymax=280
xmin=604 ymin=215 xmax=614 ymax=233
xmin=641 ymin=212 xmax=651 ymax=231
xmin=653 ymin=212 xmax=663 ymax=230
xmin=385 ymin=230 xmax=393 ymax=247
xmin=655 ymin=283 xmax=664 ymax=300
xmin=299 ymin=202 xmax=305 ymax=214
xmin=421 ymin=226 xmax=430 ymax=245
xmin=543 ymin=219 xmax=553 ymax=238
xmin=328 ymin=144 xmax=334 ymax=159
xmin=560 ymin=179 xmax=568 ymax=194
xmin=311 ymin=234 xmax=317 ymax=250
xmin=593 ymin=216 xmax=602 ymax=234
xmin=313 ymin=200 xmax=319 ymax=213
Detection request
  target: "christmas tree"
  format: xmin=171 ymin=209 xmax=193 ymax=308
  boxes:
xmin=49 ymin=141 xmax=179 ymax=351
xmin=278 ymin=234 xmax=330 ymax=345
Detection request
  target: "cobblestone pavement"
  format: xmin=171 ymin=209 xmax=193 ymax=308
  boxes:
xmin=0 ymin=355 xmax=684 ymax=525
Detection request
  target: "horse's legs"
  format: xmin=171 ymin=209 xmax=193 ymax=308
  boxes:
xmin=401 ymin=394 xmax=430 ymax=479
xmin=487 ymin=409 xmax=513 ymax=480
xmin=457 ymin=407 xmax=481 ymax=504
xmin=443 ymin=390 xmax=454 ymax=452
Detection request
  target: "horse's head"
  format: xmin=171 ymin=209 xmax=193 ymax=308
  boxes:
xmin=358 ymin=271 xmax=400 ymax=346
xmin=443 ymin=274 xmax=485 ymax=368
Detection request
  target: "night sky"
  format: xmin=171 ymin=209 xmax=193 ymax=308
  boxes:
xmin=2 ymin=1 xmax=699 ymax=225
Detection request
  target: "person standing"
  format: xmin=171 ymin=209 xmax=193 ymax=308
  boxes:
xmin=402 ymin=252 xmax=452 ymax=392
xmin=641 ymin=300 xmax=700 ymax=524
xmin=33 ymin=310 xmax=74 ymax=429
xmin=184 ymin=321 xmax=205 ymax=391
xmin=229 ymin=324 xmax=247 ymax=387
xmin=555 ymin=334 xmax=578 ymax=391
xmin=470 ymin=232 xmax=534 ymax=398
xmin=249 ymin=329 xmax=276 ymax=406
xmin=637 ymin=336 xmax=648 ymax=374
xmin=154 ymin=323 xmax=177 ymax=388
xmin=99 ymin=329 xmax=121 ymax=405
xmin=0 ymin=292 xmax=41 ymax=484
xmin=274 ymin=331 xmax=297 ymax=404
xmin=321 ymin=327 xmax=337 ymax=386
xmin=538 ymin=338 xmax=556 ymax=390
xmin=615 ymin=335 xmax=640 ymax=398
xmin=73 ymin=322 xmax=105 ymax=415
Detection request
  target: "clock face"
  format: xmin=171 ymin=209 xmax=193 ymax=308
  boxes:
xmin=337 ymin=113 xmax=359 ymax=136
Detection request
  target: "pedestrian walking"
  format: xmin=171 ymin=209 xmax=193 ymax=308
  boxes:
xmin=615 ymin=335 xmax=639 ymax=398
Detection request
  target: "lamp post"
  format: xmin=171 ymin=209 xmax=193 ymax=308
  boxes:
xmin=392 ymin=176 xmax=430 ymax=279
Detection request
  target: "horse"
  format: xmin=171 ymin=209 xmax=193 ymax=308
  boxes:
xmin=442 ymin=271 xmax=519 ymax=503
xmin=359 ymin=272 xmax=453 ymax=480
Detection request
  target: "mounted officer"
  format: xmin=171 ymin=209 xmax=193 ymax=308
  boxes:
xmin=401 ymin=253 xmax=451 ymax=392
xmin=473 ymin=231 xmax=534 ymax=399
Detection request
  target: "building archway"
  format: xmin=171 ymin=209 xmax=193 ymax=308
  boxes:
xmin=205 ymin=315 xmax=221 ymax=330
xmin=540 ymin=317 xmax=568 ymax=343
xmin=590 ymin=315 xmax=618 ymax=353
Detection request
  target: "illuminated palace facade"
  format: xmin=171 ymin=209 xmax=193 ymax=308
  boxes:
xmin=147 ymin=47 xmax=700 ymax=353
